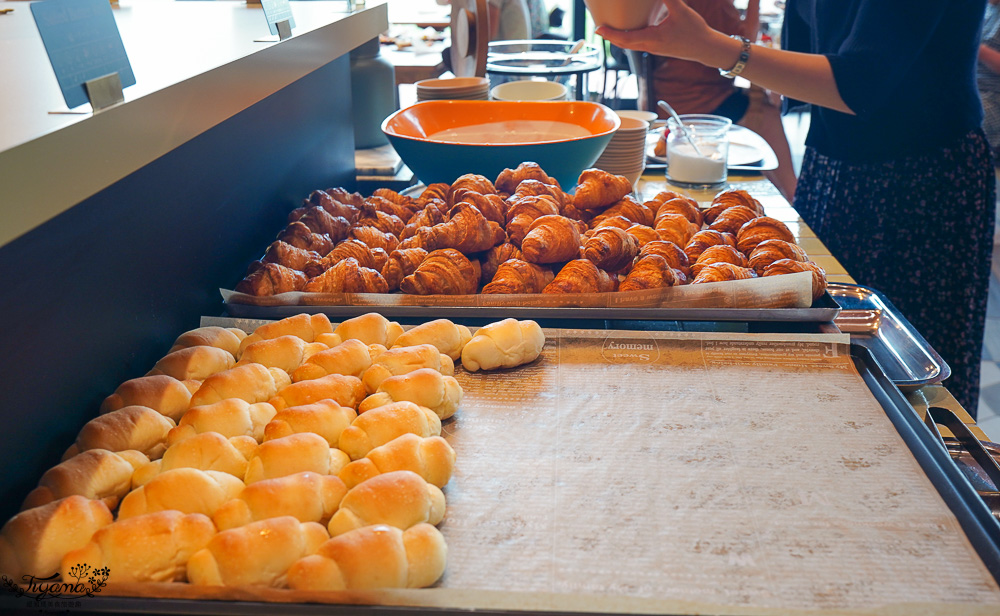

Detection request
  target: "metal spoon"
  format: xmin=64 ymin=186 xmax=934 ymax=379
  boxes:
xmin=657 ymin=99 xmax=704 ymax=157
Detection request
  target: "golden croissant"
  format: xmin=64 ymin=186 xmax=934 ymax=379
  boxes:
xmin=416 ymin=202 xmax=506 ymax=253
xmin=236 ymin=263 xmax=307 ymax=296
xmin=400 ymin=248 xmax=480 ymax=295
xmin=521 ymin=214 xmax=585 ymax=264
xmin=638 ymin=240 xmax=691 ymax=281
xmin=304 ymin=190 xmax=361 ymax=224
xmin=381 ymin=247 xmax=429 ymax=291
xmin=543 ymin=259 xmax=619 ymax=293
xmin=508 ymin=179 xmax=565 ymax=207
xmin=581 ymin=226 xmax=640 ymax=272
xmin=505 ymin=195 xmax=561 ymax=246
xmin=619 ymin=254 xmax=681 ymax=292
xmin=690 ymin=245 xmax=750 ymax=278
xmin=654 ymin=212 xmax=699 ymax=247
xmin=481 ymin=242 xmax=524 ymax=283
xmin=572 ymin=168 xmax=633 ymax=210
xmin=495 ymin=162 xmax=560 ymax=194
xmin=262 ymin=241 xmax=320 ymax=273
xmin=448 ymin=173 xmax=497 ymax=204
xmin=304 ymin=239 xmax=387 ymax=279
xmin=653 ymin=196 xmax=703 ymax=227
xmin=451 ymin=189 xmax=507 ymax=226
xmin=762 ymin=259 xmax=827 ymax=300
xmin=735 ymin=216 xmax=795 ymax=255
xmin=351 ymin=225 xmax=400 ymax=253
xmin=482 ymin=259 xmax=555 ymax=294
xmin=625 ymin=224 xmax=661 ymax=247
xmin=277 ymin=221 xmax=335 ymax=256
xmin=357 ymin=204 xmax=405 ymax=237
xmin=691 ymin=262 xmax=757 ymax=284
xmin=303 ymin=257 xmax=389 ymax=293
xmin=684 ymin=229 xmax=736 ymax=263
xmin=420 ymin=183 xmax=450 ymax=203
xmin=590 ymin=196 xmax=655 ymax=228
xmin=748 ymin=239 xmax=810 ymax=275
xmin=707 ymin=205 xmax=760 ymax=235
xmin=297 ymin=207 xmax=352 ymax=243
xmin=704 ymin=189 xmax=764 ymax=224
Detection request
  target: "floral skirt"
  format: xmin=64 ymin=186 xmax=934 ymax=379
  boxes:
xmin=794 ymin=129 xmax=995 ymax=414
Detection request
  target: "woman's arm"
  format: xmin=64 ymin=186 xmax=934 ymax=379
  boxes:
xmin=981 ymin=43 xmax=1000 ymax=74
xmin=597 ymin=0 xmax=853 ymax=114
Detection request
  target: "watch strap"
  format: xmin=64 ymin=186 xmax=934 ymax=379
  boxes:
xmin=720 ymin=35 xmax=751 ymax=79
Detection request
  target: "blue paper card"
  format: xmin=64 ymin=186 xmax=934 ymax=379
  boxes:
xmin=30 ymin=0 xmax=136 ymax=110
xmin=261 ymin=0 xmax=296 ymax=36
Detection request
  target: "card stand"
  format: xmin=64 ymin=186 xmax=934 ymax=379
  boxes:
xmin=275 ymin=18 xmax=292 ymax=41
xmin=83 ymin=72 xmax=124 ymax=113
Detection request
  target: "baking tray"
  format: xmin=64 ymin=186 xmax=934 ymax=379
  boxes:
xmin=829 ymin=282 xmax=950 ymax=390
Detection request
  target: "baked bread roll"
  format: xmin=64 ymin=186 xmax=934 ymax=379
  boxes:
xmin=481 ymin=242 xmax=524 ymax=282
xmin=521 ymin=215 xmax=583 ymax=264
xmin=690 ymin=245 xmax=750 ymax=278
xmin=99 ymin=375 xmax=196 ymax=422
xmin=188 ymin=516 xmax=328 ymax=588
xmin=133 ymin=432 xmax=257 ymax=487
xmin=748 ymin=239 xmax=810 ymax=275
xmin=582 ymin=226 xmax=640 ymax=272
xmin=261 ymin=240 xmax=321 ymax=273
xmin=263 ymin=399 xmax=358 ymax=448
xmin=65 ymin=406 xmax=176 ymax=461
xmin=638 ymin=240 xmax=691 ymax=281
xmin=270 ymin=373 xmax=366 ymax=411
xmin=213 ymin=471 xmax=348 ymax=531
xmin=762 ymin=259 xmax=828 ymax=300
xmin=691 ymin=262 xmax=757 ymax=284
xmin=460 ymin=318 xmax=545 ymax=372
xmin=542 ymin=259 xmax=618 ymax=294
xmin=276 ymin=221 xmax=336 ymax=255
xmin=351 ymin=225 xmax=400 ymax=253
xmin=481 ymin=259 xmax=554 ymax=295
xmin=291 ymin=339 xmax=386 ymax=383
xmin=624 ymin=223 xmax=661 ymax=247
xmin=684 ymin=229 xmax=737 ymax=263
xmin=239 ymin=314 xmax=334 ymax=355
xmin=189 ymin=364 xmax=291 ymax=408
xmin=735 ymin=216 xmax=795 ymax=255
xmin=359 ymin=368 xmax=463 ymax=421
xmin=495 ymin=161 xmax=559 ymax=194
xmin=244 ymin=433 xmax=351 ymax=484
xmin=303 ymin=257 xmax=390 ymax=294
xmin=147 ymin=345 xmax=235 ymax=382
xmin=169 ymin=326 xmax=247 ymax=356
xmin=416 ymin=203 xmax=505 ymax=253
xmin=654 ymin=212 xmax=699 ymax=247
xmin=118 ymin=468 xmax=244 ymax=519
xmin=573 ymin=168 xmax=632 ymax=210
xmin=619 ymin=254 xmax=681 ymax=292
xmin=400 ymin=249 xmax=481 ymax=295
xmin=708 ymin=204 xmax=760 ymax=235
xmin=0 ymin=496 xmax=112 ymax=580
xmin=505 ymin=195 xmax=561 ymax=246
xmin=334 ymin=312 xmax=404 ymax=347
xmin=338 ymin=402 xmax=442 ymax=461
xmin=303 ymin=239 xmax=388 ymax=279
xmin=391 ymin=319 xmax=472 ymax=361
xmin=23 ymin=449 xmax=149 ymax=511
xmin=236 ymin=334 xmax=328 ymax=374
xmin=382 ymin=247 xmax=429 ymax=290
xmin=170 ymin=399 xmax=277 ymax=444
xmin=236 ymin=263 xmax=307 ymax=296
xmin=338 ymin=434 xmax=455 ymax=489
xmin=60 ymin=511 xmax=215 ymax=583
xmin=287 ymin=523 xmax=447 ymax=591
xmin=328 ymin=471 xmax=445 ymax=537
xmin=361 ymin=344 xmax=455 ymax=394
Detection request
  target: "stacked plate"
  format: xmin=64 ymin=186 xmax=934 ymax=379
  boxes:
xmin=415 ymin=77 xmax=490 ymax=102
xmin=592 ymin=116 xmax=649 ymax=186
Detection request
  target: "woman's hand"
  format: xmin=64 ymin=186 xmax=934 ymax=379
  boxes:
xmin=595 ymin=0 xmax=723 ymax=65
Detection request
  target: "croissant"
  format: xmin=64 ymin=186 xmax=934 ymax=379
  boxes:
xmin=400 ymin=249 xmax=480 ymax=295
xmin=735 ymin=216 xmax=796 ymax=255
xmin=582 ymin=226 xmax=640 ymax=272
xmin=654 ymin=212 xmax=699 ymax=247
xmin=400 ymin=206 xmax=448 ymax=240
xmin=324 ymin=187 xmax=366 ymax=208
xmin=236 ymin=263 xmax=307 ymax=296
xmin=543 ymin=259 xmax=619 ymax=293
xmin=646 ymin=190 xmax=685 ymax=205
xmin=277 ymin=221 xmax=336 ymax=256
xmin=481 ymin=242 xmax=524 ymax=282
xmin=653 ymin=196 xmax=703 ymax=227
xmin=684 ymin=230 xmax=737 ymax=263
xmin=298 ymin=207 xmax=352 ymax=243
xmin=762 ymin=259 xmax=828 ymax=300
xmin=382 ymin=248 xmax=429 ymax=290
xmin=591 ymin=215 xmax=634 ymax=231
xmin=420 ymin=183 xmax=450 ymax=203
xmin=625 ymin=224 xmax=660 ymax=247
xmin=638 ymin=240 xmax=691 ymax=280
xmin=520 ymin=215 xmax=583 ymax=264
xmin=495 ymin=162 xmax=559 ymax=193
xmin=304 ymin=239 xmax=388 ymax=278
xmin=351 ymin=226 xmax=400 ymax=253
xmin=369 ymin=191 xmax=420 ymax=222
xmin=691 ymin=262 xmax=757 ymax=284
xmin=704 ymin=189 xmax=764 ymax=223
xmin=589 ymin=196 xmax=655 ymax=228
xmin=262 ymin=241 xmax=320 ymax=272
xmin=748 ymin=239 xmax=810 ymax=275
xmin=303 ymin=258 xmax=389 ymax=294
xmin=396 ymin=234 xmax=427 ymax=251
xmin=708 ymin=205 xmax=760 ymax=235
xmin=451 ymin=189 xmax=507 ymax=226
xmin=559 ymin=200 xmax=593 ymax=224
xmin=573 ymin=168 xmax=633 ymax=210
xmin=305 ymin=191 xmax=360 ymax=224
xmin=357 ymin=203 xmax=405 ymax=236
xmin=508 ymin=178 xmax=564 ymax=207
xmin=505 ymin=195 xmax=561 ymax=246
xmin=416 ymin=203 xmax=505 ymax=253
xmin=619 ymin=254 xmax=681 ymax=292
xmin=690 ymin=245 xmax=750 ymax=277
xmin=482 ymin=259 xmax=555 ymax=294
xmin=448 ymin=173 xmax=497 ymax=203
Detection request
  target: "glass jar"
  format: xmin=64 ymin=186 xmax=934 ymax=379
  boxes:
xmin=665 ymin=114 xmax=731 ymax=189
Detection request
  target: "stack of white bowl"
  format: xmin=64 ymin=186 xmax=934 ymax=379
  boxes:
xmin=415 ymin=77 xmax=490 ymax=102
xmin=592 ymin=115 xmax=649 ymax=186
xmin=490 ymin=79 xmax=570 ymax=102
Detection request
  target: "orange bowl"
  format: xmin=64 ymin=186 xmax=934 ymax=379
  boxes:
xmin=381 ymin=100 xmax=620 ymax=188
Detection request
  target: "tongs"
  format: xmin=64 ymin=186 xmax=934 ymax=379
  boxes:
xmin=925 ymin=406 xmax=1000 ymax=516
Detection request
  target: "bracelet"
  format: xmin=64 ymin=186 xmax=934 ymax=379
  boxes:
xmin=719 ymin=35 xmax=751 ymax=79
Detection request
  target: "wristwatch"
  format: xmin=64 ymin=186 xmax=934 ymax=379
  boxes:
xmin=720 ymin=35 xmax=751 ymax=79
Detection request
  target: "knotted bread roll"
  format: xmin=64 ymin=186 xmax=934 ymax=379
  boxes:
xmin=147 ymin=345 xmax=236 ymax=382
xmin=132 ymin=432 xmax=257 ymax=487
xmin=189 ymin=363 xmax=291 ymax=407
xmin=168 ymin=398 xmax=277 ymax=444
xmin=23 ymin=449 xmax=149 ymax=510
xmin=361 ymin=344 xmax=455 ymax=394
xmin=244 ymin=432 xmax=350 ymax=484
xmin=359 ymin=368 xmax=462 ymax=420
xmin=327 ymin=471 xmax=445 ymax=537
xmin=235 ymin=335 xmax=328 ymax=374
xmin=117 ymin=468 xmax=244 ymax=519
xmin=338 ymin=434 xmax=456 ymax=489
xmin=64 ymin=406 xmax=176 ymax=461
xmin=390 ymin=319 xmax=472 ymax=361
xmin=169 ymin=325 xmax=247 ymax=356
xmin=461 ymin=319 xmax=545 ymax=372
xmin=99 ymin=375 xmax=197 ymax=421
xmin=213 ymin=471 xmax=348 ymax=531
xmin=333 ymin=312 xmax=403 ymax=347
xmin=270 ymin=373 xmax=366 ymax=411
xmin=238 ymin=313 xmax=334 ymax=356
xmin=263 ymin=400 xmax=357 ymax=448
xmin=338 ymin=402 xmax=442 ymax=461
xmin=290 ymin=339 xmax=386 ymax=383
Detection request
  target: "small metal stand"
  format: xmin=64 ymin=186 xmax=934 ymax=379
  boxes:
xmin=275 ymin=18 xmax=292 ymax=41
xmin=83 ymin=72 xmax=124 ymax=113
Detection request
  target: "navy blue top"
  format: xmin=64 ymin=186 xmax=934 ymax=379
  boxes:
xmin=782 ymin=0 xmax=985 ymax=163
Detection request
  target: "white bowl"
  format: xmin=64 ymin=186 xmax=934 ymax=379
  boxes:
xmin=616 ymin=110 xmax=659 ymax=123
xmin=490 ymin=79 xmax=569 ymax=102
xmin=584 ymin=0 xmax=665 ymax=31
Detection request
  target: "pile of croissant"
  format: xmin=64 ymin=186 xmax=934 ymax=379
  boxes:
xmin=0 ymin=312 xmax=544 ymax=591
xmin=235 ymin=164 xmax=826 ymax=300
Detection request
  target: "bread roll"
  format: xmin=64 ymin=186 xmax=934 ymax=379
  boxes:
xmin=147 ymin=345 xmax=236 ymax=382
xmin=290 ymin=339 xmax=385 ymax=383
xmin=169 ymin=326 xmax=247 ymax=356
xmin=213 ymin=471 xmax=347 ymax=531
xmin=391 ymin=319 xmax=472 ymax=361
xmin=244 ymin=433 xmax=350 ymax=484
xmin=263 ymin=400 xmax=357 ymax=448
xmin=133 ymin=432 xmax=257 ymax=487
xmin=359 ymin=368 xmax=462 ymax=420
xmin=328 ymin=471 xmax=445 ymax=537
xmin=60 ymin=511 xmax=215 ymax=583
xmin=169 ymin=399 xmax=277 ymax=444
xmin=99 ymin=375 xmax=195 ymax=421
xmin=23 ymin=449 xmax=149 ymax=510
xmin=339 ymin=402 xmax=442 ymax=461
xmin=189 ymin=363 xmax=291 ymax=408
xmin=65 ymin=406 xmax=176 ymax=461
xmin=235 ymin=335 xmax=328 ymax=374
xmin=461 ymin=319 xmax=545 ymax=372
xmin=0 ymin=496 xmax=113 ymax=579
xmin=238 ymin=314 xmax=334 ymax=356
xmin=361 ymin=344 xmax=455 ymax=394
xmin=333 ymin=312 xmax=404 ymax=347
xmin=118 ymin=468 xmax=244 ymax=519
xmin=287 ymin=523 xmax=447 ymax=590
xmin=188 ymin=516 xmax=328 ymax=588
xmin=270 ymin=373 xmax=366 ymax=412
